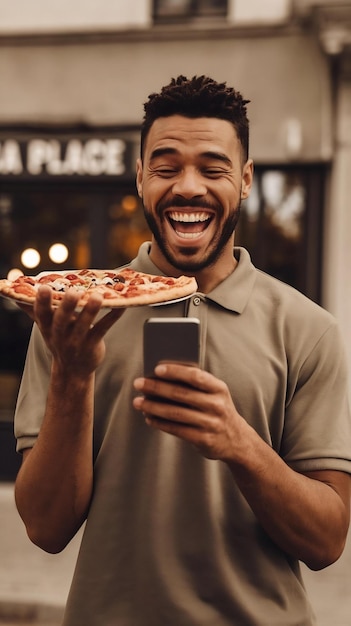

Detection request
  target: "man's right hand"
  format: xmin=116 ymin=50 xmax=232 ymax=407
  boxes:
xmin=15 ymin=285 xmax=124 ymax=553
xmin=24 ymin=284 xmax=124 ymax=377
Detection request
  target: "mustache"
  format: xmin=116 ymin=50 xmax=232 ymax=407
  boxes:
xmin=156 ymin=196 xmax=222 ymax=215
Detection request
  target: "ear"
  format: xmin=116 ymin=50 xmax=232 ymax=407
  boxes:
xmin=241 ymin=159 xmax=254 ymax=200
xmin=136 ymin=158 xmax=143 ymax=198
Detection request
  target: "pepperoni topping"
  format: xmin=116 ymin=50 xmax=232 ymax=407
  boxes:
xmin=15 ymin=276 xmax=36 ymax=286
xmin=129 ymin=277 xmax=146 ymax=285
xmin=151 ymin=276 xmax=176 ymax=285
xmin=100 ymin=289 xmax=120 ymax=299
xmin=13 ymin=283 xmax=36 ymax=296
xmin=38 ymin=274 xmax=65 ymax=284
xmin=64 ymin=273 xmax=82 ymax=281
xmin=113 ymin=283 xmax=125 ymax=292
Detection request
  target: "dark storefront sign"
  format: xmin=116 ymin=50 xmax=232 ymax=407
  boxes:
xmin=0 ymin=132 xmax=138 ymax=180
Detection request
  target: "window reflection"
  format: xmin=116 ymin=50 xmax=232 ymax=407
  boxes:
xmin=0 ymin=185 xmax=151 ymax=375
xmin=262 ymin=171 xmax=305 ymax=241
xmin=0 ymin=187 xmax=150 ymax=280
xmin=237 ymin=166 xmax=322 ymax=300
xmin=107 ymin=193 xmax=151 ymax=267
xmin=244 ymin=176 xmax=260 ymax=222
xmin=153 ymin=0 xmax=227 ymax=20
xmin=154 ymin=0 xmax=192 ymax=17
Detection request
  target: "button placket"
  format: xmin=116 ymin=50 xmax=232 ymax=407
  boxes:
xmin=186 ymin=294 xmax=207 ymax=369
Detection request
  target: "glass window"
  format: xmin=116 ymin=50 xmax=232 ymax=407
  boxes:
xmin=153 ymin=0 xmax=227 ymax=21
xmin=236 ymin=165 xmax=325 ymax=303
xmin=0 ymin=185 xmax=149 ymax=278
xmin=0 ymin=181 xmax=151 ymax=479
xmin=0 ymin=182 xmax=151 ymax=375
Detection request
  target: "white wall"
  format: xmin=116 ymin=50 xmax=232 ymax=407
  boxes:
xmin=0 ymin=35 xmax=332 ymax=164
xmin=0 ymin=0 xmax=150 ymax=34
xmin=323 ymin=78 xmax=351 ymax=399
xmin=229 ymin=0 xmax=291 ymax=24
xmin=0 ymin=0 xmax=301 ymax=33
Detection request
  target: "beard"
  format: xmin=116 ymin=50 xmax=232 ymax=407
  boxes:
xmin=143 ymin=197 xmax=241 ymax=273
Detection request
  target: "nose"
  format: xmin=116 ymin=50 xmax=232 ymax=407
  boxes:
xmin=172 ymin=168 xmax=207 ymax=198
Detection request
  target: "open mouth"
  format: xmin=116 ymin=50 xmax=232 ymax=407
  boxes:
xmin=166 ymin=211 xmax=214 ymax=240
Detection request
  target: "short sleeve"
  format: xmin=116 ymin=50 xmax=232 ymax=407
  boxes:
xmin=282 ymin=321 xmax=351 ymax=473
xmin=14 ymin=324 xmax=52 ymax=452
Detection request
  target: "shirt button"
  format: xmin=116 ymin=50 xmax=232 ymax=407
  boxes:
xmin=193 ymin=296 xmax=201 ymax=306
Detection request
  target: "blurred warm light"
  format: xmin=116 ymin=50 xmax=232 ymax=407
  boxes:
xmin=75 ymin=240 xmax=90 ymax=269
xmin=7 ymin=268 xmax=23 ymax=281
xmin=122 ymin=195 xmax=138 ymax=213
xmin=21 ymin=248 xmax=41 ymax=269
xmin=49 ymin=243 xmax=69 ymax=264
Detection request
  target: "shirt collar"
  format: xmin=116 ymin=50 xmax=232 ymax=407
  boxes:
xmin=205 ymin=247 xmax=257 ymax=313
xmin=130 ymin=242 xmax=257 ymax=315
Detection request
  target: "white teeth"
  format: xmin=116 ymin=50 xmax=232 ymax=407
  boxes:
xmin=169 ymin=211 xmax=210 ymax=223
xmin=174 ymin=230 xmax=203 ymax=239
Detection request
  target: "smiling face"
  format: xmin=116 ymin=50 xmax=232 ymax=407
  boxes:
xmin=136 ymin=115 xmax=253 ymax=287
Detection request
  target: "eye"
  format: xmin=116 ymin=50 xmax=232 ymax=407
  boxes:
xmin=203 ymin=168 xmax=226 ymax=178
xmin=155 ymin=167 xmax=178 ymax=178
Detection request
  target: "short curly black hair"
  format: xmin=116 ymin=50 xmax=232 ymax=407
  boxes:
xmin=140 ymin=75 xmax=250 ymax=162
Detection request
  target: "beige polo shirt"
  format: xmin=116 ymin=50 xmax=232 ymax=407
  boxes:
xmin=15 ymin=244 xmax=351 ymax=626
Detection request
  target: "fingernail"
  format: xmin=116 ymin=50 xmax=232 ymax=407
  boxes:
xmin=133 ymin=378 xmax=145 ymax=390
xmin=133 ymin=396 xmax=143 ymax=409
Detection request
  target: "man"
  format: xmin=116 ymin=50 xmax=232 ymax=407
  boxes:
xmin=14 ymin=75 xmax=351 ymax=625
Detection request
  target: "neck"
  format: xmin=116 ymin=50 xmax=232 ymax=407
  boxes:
xmin=149 ymin=242 xmax=238 ymax=293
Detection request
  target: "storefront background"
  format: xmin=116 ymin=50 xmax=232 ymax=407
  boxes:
xmin=1 ymin=0 xmax=351 ymax=478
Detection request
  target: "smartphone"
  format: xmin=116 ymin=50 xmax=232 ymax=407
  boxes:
xmin=143 ymin=317 xmax=200 ymax=378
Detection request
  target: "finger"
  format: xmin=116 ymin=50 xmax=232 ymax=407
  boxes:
xmin=39 ymin=290 xmax=88 ymax=348
xmin=54 ymin=289 xmax=86 ymax=319
xmin=71 ymin=295 xmax=124 ymax=341
xmin=134 ymin=376 xmax=200 ymax=410
xmin=143 ymin=411 xmax=228 ymax=462
xmin=153 ymin=363 xmax=219 ymax=393
xmin=91 ymin=307 xmax=125 ymax=338
xmin=53 ymin=292 xmax=104 ymax=342
xmin=33 ymin=285 xmax=55 ymax=336
xmin=144 ymin=414 xmax=201 ymax=440
xmin=34 ymin=284 xmax=54 ymax=312
xmin=133 ymin=392 xmax=204 ymax=426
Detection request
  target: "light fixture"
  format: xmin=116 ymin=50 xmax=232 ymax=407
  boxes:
xmin=21 ymin=248 xmax=41 ymax=269
xmin=122 ymin=195 xmax=138 ymax=213
xmin=7 ymin=268 xmax=23 ymax=281
xmin=49 ymin=243 xmax=69 ymax=264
